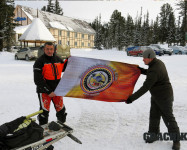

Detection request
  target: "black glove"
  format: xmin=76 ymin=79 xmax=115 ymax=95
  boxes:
xmin=125 ymin=98 xmax=132 ymax=104
xmin=137 ymin=66 xmax=147 ymax=74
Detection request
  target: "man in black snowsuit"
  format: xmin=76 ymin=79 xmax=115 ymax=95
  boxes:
xmin=34 ymin=42 xmax=67 ymax=126
xmin=33 ymin=42 xmax=68 ymax=150
xmin=126 ymin=49 xmax=180 ymax=150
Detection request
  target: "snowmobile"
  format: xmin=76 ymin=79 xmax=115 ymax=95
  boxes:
xmin=13 ymin=121 xmax=82 ymax=150
xmin=0 ymin=110 xmax=82 ymax=150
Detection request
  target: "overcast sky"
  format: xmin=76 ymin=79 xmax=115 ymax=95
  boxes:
xmin=14 ymin=0 xmax=179 ymax=23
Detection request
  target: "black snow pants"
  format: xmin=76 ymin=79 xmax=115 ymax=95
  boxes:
xmin=148 ymin=96 xmax=180 ymax=141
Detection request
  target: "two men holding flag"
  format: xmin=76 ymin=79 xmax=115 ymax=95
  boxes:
xmin=34 ymin=42 xmax=180 ymax=150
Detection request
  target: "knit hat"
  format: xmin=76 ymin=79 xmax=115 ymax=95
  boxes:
xmin=143 ymin=48 xmax=156 ymax=58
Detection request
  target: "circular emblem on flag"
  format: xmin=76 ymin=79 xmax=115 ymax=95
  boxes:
xmin=80 ymin=65 xmax=116 ymax=94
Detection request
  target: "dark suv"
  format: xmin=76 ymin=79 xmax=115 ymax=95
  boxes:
xmin=150 ymin=44 xmax=173 ymax=55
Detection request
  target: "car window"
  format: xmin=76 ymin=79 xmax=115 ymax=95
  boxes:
xmin=154 ymin=47 xmax=159 ymax=50
xmin=24 ymin=48 xmax=28 ymax=51
xmin=19 ymin=48 xmax=25 ymax=52
xmin=170 ymin=46 xmax=175 ymax=49
xmin=154 ymin=45 xmax=160 ymax=49
xmin=179 ymin=47 xmax=185 ymax=50
xmin=142 ymin=47 xmax=147 ymax=50
xmin=30 ymin=47 xmax=40 ymax=50
xmin=141 ymin=46 xmax=146 ymax=51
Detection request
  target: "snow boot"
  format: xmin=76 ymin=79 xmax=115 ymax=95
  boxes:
xmin=46 ymin=145 xmax=54 ymax=150
xmin=56 ymin=107 xmax=67 ymax=124
xmin=172 ymin=141 xmax=180 ymax=150
xmin=145 ymin=138 xmax=158 ymax=143
xmin=145 ymin=132 xmax=158 ymax=143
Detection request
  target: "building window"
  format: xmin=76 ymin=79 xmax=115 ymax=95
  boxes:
xmin=81 ymin=42 xmax=84 ymax=47
xmin=67 ymin=31 xmax=70 ymax=37
xmin=58 ymin=40 xmax=61 ymax=44
xmin=74 ymin=42 xmax=77 ymax=46
xmin=59 ymin=30 xmax=62 ymax=36
xmin=67 ymin=41 xmax=70 ymax=45
xmin=82 ymin=34 xmax=84 ymax=39
xmin=88 ymin=35 xmax=90 ymax=40
xmin=75 ymin=32 xmax=77 ymax=38
xmin=18 ymin=34 xmax=22 ymax=39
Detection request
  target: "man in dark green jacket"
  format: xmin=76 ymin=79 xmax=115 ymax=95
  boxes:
xmin=126 ymin=49 xmax=180 ymax=150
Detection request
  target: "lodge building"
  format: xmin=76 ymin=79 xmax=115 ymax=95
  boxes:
xmin=13 ymin=5 xmax=95 ymax=48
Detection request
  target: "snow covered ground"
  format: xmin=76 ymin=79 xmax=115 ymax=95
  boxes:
xmin=0 ymin=49 xmax=187 ymax=150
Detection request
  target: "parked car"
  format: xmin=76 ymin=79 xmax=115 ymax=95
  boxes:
xmin=126 ymin=46 xmax=140 ymax=56
xmin=127 ymin=46 xmax=150 ymax=57
xmin=148 ymin=46 xmax=164 ymax=56
xmin=183 ymin=46 xmax=187 ymax=55
xmin=15 ymin=47 xmax=39 ymax=61
xmin=150 ymin=44 xmax=173 ymax=55
xmin=11 ymin=46 xmax=21 ymax=53
xmin=169 ymin=46 xmax=186 ymax=55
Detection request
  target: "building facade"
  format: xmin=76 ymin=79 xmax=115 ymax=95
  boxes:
xmin=13 ymin=5 xmax=95 ymax=48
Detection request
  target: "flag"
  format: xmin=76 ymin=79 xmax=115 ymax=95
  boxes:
xmin=55 ymin=56 xmax=140 ymax=102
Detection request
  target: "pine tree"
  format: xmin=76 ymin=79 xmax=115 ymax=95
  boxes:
xmin=133 ymin=7 xmax=144 ymax=46
xmin=152 ymin=16 xmax=160 ymax=44
xmin=0 ymin=0 xmax=16 ymax=52
xmin=176 ymin=1 xmax=187 ymax=46
xmin=46 ymin=0 xmax=54 ymax=13
xmin=92 ymin=15 xmax=102 ymax=50
xmin=116 ymin=16 xmax=125 ymax=50
xmin=167 ymin=11 xmax=176 ymax=45
xmin=142 ymin=11 xmax=150 ymax=45
xmin=175 ymin=16 xmax=182 ymax=46
xmin=41 ymin=0 xmax=63 ymax=15
xmin=101 ymin=23 xmax=110 ymax=49
xmin=124 ymin=14 xmax=134 ymax=47
xmin=108 ymin=10 xmax=125 ymax=50
xmin=148 ymin=20 xmax=154 ymax=44
xmin=159 ymin=3 xmax=173 ymax=43
xmin=0 ymin=0 xmax=6 ymax=51
xmin=54 ymin=0 xmax=63 ymax=15
xmin=41 ymin=6 xmax=46 ymax=11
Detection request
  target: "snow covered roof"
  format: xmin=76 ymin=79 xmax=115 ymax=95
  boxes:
xmin=19 ymin=18 xmax=56 ymax=42
xmin=49 ymin=21 xmax=68 ymax=31
xmin=18 ymin=5 xmax=95 ymax=34
xmin=14 ymin=24 xmax=30 ymax=34
xmin=21 ymin=7 xmax=34 ymax=21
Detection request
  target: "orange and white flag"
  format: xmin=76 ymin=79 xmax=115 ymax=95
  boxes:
xmin=55 ymin=56 xmax=140 ymax=102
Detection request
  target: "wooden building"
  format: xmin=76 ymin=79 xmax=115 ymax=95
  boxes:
xmin=13 ymin=5 xmax=95 ymax=48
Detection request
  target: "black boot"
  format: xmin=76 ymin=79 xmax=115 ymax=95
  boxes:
xmin=56 ymin=107 xmax=67 ymax=124
xmin=145 ymin=132 xmax=158 ymax=143
xmin=172 ymin=141 xmax=180 ymax=150
xmin=145 ymin=138 xmax=158 ymax=143
xmin=38 ymin=110 xmax=49 ymax=125
xmin=46 ymin=145 xmax=54 ymax=150
xmin=57 ymin=113 xmax=67 ymax=124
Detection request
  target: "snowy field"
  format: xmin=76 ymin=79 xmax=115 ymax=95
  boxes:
xmin=0 ymin=49 xmax=187 ymax=150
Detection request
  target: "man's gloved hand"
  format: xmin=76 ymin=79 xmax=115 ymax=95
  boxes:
xmin=138 ymin=66 xmax=147 ymax=74
xmin=125 ymin=98 xmax=132 ymax=104
xmin=137 ymin=66 xmax=144 ymax=73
